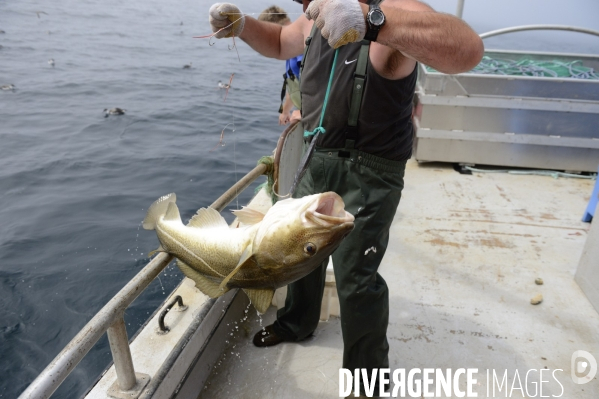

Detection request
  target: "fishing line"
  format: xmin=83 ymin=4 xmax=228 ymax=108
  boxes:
xmin=193 ymin=12 xmax=305 ymax=42
xmin=119 ymin=118 xmax=147 ymax=138
xmin=196 ymin=11 xmax=305 ymax=207
xmin=233 ymin=116 xmax=239 ymax=211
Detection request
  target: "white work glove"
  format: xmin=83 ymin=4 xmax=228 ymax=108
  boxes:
xmin=209 ymin=3 xmax=245 ymax=38
xmin=305 ymin=0 xmax=366 ymax=49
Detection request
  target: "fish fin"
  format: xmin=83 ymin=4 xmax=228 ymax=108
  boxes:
xmin=148 ymin=244 xmax=166 ymax=257
xmin=177 ymin=260 xmax=228 ymax=298
xmin=143 ymin=193 xmax=176 ymax=230
xmin=231 ymin=207 xmax=266 ymax=225
xmin=243 ymin=288 xmax=274 ymax=314
xmin=219 ymin=243 xmax=255 ymax=290
xmin=163 ymin=202 xmax=182 ymax=223
xmin=188 ymin=207 xmax=228 ymax=229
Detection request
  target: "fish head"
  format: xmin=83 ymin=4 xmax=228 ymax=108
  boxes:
xmin=251 ymin=192 xmax=354 ymax=286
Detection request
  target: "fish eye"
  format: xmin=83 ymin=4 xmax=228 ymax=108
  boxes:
xmin=303 ymin=242 xmax=317 ymax=256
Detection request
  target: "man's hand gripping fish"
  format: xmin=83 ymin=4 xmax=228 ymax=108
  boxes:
xmin=143 ymin=192 xmax=354 ymax=313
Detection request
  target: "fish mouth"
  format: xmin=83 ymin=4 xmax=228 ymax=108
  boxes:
xmin=304 ymin=192 xmax=355 ymax=227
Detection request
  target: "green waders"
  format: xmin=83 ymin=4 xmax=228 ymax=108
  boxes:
xmin=272 ymin=145 xmax=406 ymax=377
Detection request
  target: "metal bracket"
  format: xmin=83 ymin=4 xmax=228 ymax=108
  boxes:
xmin=156 ymin=295 xmax=188 ymax=335
xmin=107 ymin=372 xmax=151 ymax=399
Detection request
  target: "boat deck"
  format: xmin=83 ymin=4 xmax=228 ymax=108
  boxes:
xmin=198 ymin=159 xmax=598 ymax=398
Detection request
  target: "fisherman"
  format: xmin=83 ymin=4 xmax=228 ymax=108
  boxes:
xmin=257 ymin=5 xmax=302 ymax=126
xmin=208 ymin=0 xmax=483 ymax=394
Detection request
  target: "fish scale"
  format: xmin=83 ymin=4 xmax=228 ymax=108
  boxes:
xmin=156 ymin=218 xmax=256 ymax=279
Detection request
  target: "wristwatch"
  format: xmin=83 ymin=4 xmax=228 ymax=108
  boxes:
xmin=364 ymin=3 xmax=386 ymax=42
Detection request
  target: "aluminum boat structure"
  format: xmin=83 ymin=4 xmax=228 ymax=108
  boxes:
xmin=19 ymin=17 xmax=599 ymax=399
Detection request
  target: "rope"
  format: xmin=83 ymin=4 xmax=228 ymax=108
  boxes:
xmin=260 ymin=49 xmax=342 ymax=202
xmin=303 ymin=48 xmax=340 ymax=138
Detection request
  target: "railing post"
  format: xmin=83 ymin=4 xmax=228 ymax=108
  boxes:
xmin=107 ymin=316 xmax=137 ymax=390
xmin=106 ymin=315 xmax=150 ymax=398
xmin=456 ymin=0 xmax=465 ymax=18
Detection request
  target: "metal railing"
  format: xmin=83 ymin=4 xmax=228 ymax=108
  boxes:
xmin=19 ymin=163 xmax=268 ymax=399
xmin=454 ymin=0 xmax=599 ymax=41
xmin=479 ymin=24 xmax=599 ymax=39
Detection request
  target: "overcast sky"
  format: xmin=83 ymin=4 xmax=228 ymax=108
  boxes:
xmin=423 ymin=0 xmax=599 ymax=53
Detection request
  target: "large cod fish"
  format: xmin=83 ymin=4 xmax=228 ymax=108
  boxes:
xmin=143 ymin=192 xmax=354 ymax=313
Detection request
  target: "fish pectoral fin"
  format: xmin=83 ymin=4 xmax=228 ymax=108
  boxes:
xmin=148 ymin=245 xmax=166 ymax=257
xmin=177 ymin=260 xmax=228 ymax=298
xmin=218 ymin=243 xmax=255 ymax=290
xmin=231 ymin=207 xmax=266 ymax=225
xmin=243 ymin=288 xmax=274 ymax=314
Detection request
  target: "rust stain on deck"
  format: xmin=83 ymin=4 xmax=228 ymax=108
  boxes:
xmin=496 ymin=184 xmax=512 ymax=203
xmin=425 ymin=237 xmax=466 ymax=249
xmin=478 ymin=236 xmax=515 ymax=249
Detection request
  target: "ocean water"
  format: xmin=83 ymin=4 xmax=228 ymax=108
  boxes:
xmin=0 ymin=0 xmax=300 ymax=397
xmin=2 ymin=0 xmax=599 ymax=398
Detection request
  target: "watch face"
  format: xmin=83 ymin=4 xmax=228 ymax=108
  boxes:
xmin=370 ymin=9 xmax=385 ymax=26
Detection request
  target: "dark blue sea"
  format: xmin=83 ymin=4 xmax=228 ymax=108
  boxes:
xmin=1 ymin=0 xmax=598 ymax=398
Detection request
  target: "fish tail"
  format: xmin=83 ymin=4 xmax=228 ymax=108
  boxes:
xmin=143 ymin=193 xmax=177 ymax=230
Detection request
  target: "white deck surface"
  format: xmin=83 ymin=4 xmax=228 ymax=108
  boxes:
xmin=198 ymin=160 xmax=599 ymax=398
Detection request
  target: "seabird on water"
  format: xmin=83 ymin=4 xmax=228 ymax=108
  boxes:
xmin=1 ymin=84 xmax=15 ymax=91
xmin=48 ymin=59 xmax=55 ymax=67
xmin=103 ymin=108 xmax=126 ymax=117
xmin=183 ymin=62 xmax=192 ymax=69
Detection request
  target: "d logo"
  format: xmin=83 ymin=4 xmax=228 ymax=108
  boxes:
xmin=571 ymin=350 xmax=597 ymax=384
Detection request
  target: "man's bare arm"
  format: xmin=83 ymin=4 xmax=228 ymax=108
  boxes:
xmin=239 ymin=16 xmax=308 ymax=60
xmin=362 ymin=0 xmax=484 ymax=76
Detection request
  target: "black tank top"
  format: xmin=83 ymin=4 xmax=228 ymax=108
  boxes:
xmin=300 ymin=28 xmax=417 ymax=161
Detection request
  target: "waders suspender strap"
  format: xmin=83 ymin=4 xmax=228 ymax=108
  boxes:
xmin=278 ymin=76 xmax=286 ymax=113
xmin=299 ymin=23 xmax=317 ymax=86
xmin=344 ymin=41 xmax=370 ymax=150
xmin=344 ymin=0 xmax=382 ymax=150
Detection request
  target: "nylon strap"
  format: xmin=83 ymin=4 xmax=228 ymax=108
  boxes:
xmin=344 ymin=40 xmax=370 ymax=149
xmin=348 ymin=42 xmax=370 ymax=127
xmin=344 ymin=0 xmax=382 ymax=149
xmin=300 ymin=23 xmax=318 ymax=79
xmin=278 ymin=74 xmax=287 ymax=114
xmin=297 ymin=23 xmax=318 ymax=119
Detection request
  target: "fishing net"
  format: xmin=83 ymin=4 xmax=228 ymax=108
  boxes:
xmin=427 ymin=56 xmax=599 ymax=79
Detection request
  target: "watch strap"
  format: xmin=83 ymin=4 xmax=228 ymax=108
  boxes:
xmin=364 ymin=0 xmax=384 ymax=42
